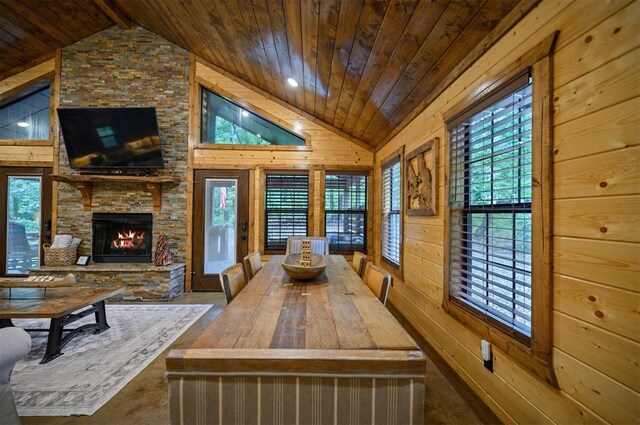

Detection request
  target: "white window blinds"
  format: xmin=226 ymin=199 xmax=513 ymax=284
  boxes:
xmin=381 ymin=158 xmax=401 ymax=266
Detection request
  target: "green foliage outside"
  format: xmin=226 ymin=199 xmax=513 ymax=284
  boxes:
xmin=469 ymin=112 xmax=533 ymax=207
xmin=325 ymin=175 xmax=367 ymax=210
xmin=8 ymin=177 xmax=41 ymax=233
xmin=212 ymin=116 xmax=270 ymax=145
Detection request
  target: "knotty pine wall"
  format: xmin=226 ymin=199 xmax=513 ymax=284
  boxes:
xmin=374 ymin=0 xmax=639 ymax=423
xmin=186 ymin=59 xmax=373 ymax=289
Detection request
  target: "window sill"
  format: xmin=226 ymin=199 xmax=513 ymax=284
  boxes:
xmin=0 ymin=139 xmax=52 ymax=146
xmin=380 ymin=257 xmax=403 ymax=282
xmin=442 ymin=298 xmax=558 ymax=388
xmin=196 ymin=143 xmax=312 ymax=152
xmin=264 ymin=250 xmax=286 ymax=256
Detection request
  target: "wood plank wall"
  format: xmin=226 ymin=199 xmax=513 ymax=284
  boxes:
xmin=188 ymin=59 xmax=373 ymax=288
xmin=373 ymin=0 xmax=639 ymax=423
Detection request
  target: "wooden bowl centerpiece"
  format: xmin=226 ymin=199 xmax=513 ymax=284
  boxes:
xmin=281 ymin=253 xmax=326 ymax=281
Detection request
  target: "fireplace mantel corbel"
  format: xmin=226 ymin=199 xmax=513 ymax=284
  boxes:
xmin=50 ymin=174 xmax=181 ymax=212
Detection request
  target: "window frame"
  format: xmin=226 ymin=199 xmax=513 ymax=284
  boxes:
xmin=0 ymin=64 xmax=55 ymax=146
xmin=442 ymin=33 xmax=558 ymax=387
xmin=323 ymin=170 xmax=369 ymax=255
xmin=380 ymin=147 xmax=404 ymax=277
xmin=197 ymin=84 xmax=311 ymax=151
xmin=261 ymin=169 xmax=311 ymax=255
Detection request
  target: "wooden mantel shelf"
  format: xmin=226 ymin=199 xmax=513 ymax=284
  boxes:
xmin=50 ymin=174 xmax=181 ymax=212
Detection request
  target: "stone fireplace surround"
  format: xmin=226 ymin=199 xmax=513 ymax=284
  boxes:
xmin=44 ymin=25 xmax=190 ymax=301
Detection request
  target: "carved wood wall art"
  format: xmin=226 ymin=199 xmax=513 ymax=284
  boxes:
xmin=406 ymin=138 xmax=438 ymax=216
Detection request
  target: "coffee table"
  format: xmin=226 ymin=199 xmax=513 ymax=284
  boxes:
xmin=0 ymin=286 xmax=124 ymax=364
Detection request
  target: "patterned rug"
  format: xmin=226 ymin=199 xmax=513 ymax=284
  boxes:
xmin=11 ymin=304 xmax=210 ymax=416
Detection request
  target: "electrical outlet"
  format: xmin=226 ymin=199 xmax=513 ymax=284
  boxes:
xmin=481 ymin=339 xmax=493 ymax=372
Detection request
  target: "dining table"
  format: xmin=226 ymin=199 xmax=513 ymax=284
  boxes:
xmin=166 ymin=255 xmax=426 ymax=424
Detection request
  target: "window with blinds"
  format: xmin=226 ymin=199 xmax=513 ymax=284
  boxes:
xmin=448 ymin=71 xmax=533 ymax=341
xmin=264 ymin=173 xmax=309 ymax=252
xmin=381 ymin=157 xmax=401 ymax=267
xmin=325 ymin=173 xmax=367 ymax=253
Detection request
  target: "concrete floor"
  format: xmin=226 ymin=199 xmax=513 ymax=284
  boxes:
xmin=20 ymin=292 xmax=488 ymax=425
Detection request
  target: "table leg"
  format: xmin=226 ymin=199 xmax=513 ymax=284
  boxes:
xmin=38 ymin=301 xmax=111 ymax=364
xmin=92 ymin=301 xmax=110 ymax=333
xmin=41 ymin=317 xmax=65 ymax=364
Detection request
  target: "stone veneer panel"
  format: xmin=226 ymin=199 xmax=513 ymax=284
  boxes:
xmin=32 ymin=263 xmax=186 ymax=301
xmin=57 ymin=25 xmax=189 ymax=283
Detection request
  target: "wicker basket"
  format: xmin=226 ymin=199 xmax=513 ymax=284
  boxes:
xmin=43 ymin=243 xmax=79 ymax=266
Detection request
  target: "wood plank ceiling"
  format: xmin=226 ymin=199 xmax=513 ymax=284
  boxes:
xmin=0 ymin=0 xmax=536 ymax=150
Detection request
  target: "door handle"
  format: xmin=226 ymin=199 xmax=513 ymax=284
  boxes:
xmin=241 ymin=221 xmax=248 ymax=241
xmin=43 ymin=219 xmax=52 ymax=244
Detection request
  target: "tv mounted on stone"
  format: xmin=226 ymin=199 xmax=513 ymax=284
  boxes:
xmin=57 ymin=107 xmax=164 ymax=174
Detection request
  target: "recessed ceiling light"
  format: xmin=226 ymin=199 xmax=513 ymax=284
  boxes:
xmin=287 ymin=78 xmax=299 ymax=88
xmin=17 ymin=122 xmax=29 ymax=127
xmin=241 ymin=110 xmax=249 ymax=117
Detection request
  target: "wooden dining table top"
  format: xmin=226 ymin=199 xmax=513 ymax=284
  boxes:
xmin=189 ymin=255 xmax=418 ymax=351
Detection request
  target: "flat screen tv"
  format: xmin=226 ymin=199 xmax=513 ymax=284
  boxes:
xmin=57 ymin=107 xmax=164 ymax=170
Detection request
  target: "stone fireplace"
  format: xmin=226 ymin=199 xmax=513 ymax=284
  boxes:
xmin=44 ymin=25 xmax=189 ymax=300
xmin=92 ymin=213 xmax=153 ymax=263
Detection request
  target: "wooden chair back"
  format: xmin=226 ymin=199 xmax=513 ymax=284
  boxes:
xmin=285 ymin=237 xmax=329 ymax=255
xmin=220 ymin=263 xmax=247 ymax=304
xmin=243 ymin=251 xmax=262 ymax=280
xmin=364 ymin=263 xmax=392 ymax=305
xmin=351 ymin=251 xmax=367 ymax=278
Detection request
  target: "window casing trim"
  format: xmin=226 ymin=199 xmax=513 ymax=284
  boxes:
xmin=196 ymin=81 xmax=312 ymax=151
xmin=442 ymin=32 xmax=558 ymax=387
xmin=379 ymin=147 xmax=404 ymax=278
xmin=323 ymin=170 xmax=370 ymax=255
xmin=260 ymin=169 xmax=312 ymax=255
xmin=0 ymin=69 xmax=55 ymax=147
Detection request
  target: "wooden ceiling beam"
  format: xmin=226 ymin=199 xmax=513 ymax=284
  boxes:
xmin=94 ymin=0 xmax=132 ymax=30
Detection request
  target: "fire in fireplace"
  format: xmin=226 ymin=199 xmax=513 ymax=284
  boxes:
xmin=92 ymin=213 xmax=152 ymax=263
xmin=111 ymin=229 xmax=146 ymax=250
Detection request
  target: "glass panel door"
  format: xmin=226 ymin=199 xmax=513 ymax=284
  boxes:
xmin=204 ymin=179 xmax=237 ymax=275
xmin=192 ymin=169 xmax=249 ymax=291
xmin=6 ymin=176 xmax=42 ymax=274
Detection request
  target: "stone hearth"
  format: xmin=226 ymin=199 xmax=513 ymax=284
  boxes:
xmin=31 ymin=263 xmax=185 ymax=301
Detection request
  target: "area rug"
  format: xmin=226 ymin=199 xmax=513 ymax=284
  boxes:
xmin=11 ymin=304 xmax=210 ymax=416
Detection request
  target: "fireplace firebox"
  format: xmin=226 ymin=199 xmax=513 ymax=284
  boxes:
xmin=92 ymin=213 xmax=152 ymax=263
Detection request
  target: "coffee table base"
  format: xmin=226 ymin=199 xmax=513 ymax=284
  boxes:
xmin=0 ymin=301 xmax=110 ymax=364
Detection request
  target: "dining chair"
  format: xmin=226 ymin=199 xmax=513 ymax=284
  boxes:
xmin=220 ymin=263 xmax=247 ymax=304
xmin=351 ymin=251 xmax=367 ymax=278
xmin=364 ymin=263 xmax=393 ymax=305
xmin=285 ymin=237 xmax=329 ymax=255
xmin=243 ymin=251 xmax=262 ymax=280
